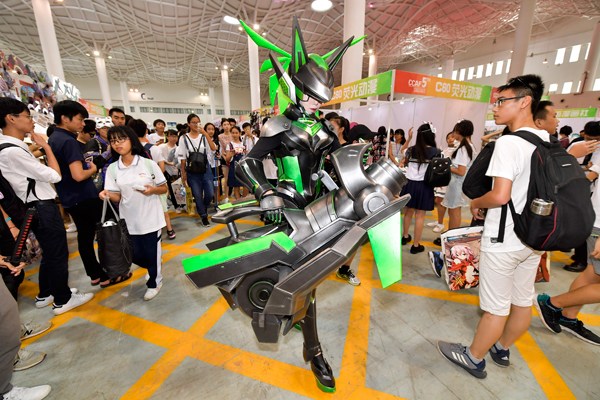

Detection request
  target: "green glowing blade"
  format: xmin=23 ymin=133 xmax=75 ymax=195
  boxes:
xmin=367 ymin=211 xmax=402 ymax=288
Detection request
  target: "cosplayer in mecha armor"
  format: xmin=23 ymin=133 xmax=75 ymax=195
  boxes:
xmin=183 ymin=17 xmax=408 ymax=393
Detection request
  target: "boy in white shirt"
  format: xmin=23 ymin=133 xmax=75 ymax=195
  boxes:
xmin=438 ymin=75 xmax=549 ymax=378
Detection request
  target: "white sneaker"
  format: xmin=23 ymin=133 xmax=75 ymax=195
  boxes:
xmin=3 ymin=385 xmax=51 ymax=400
xmin=52 ymin=292 xmax=94 ymax=315
xmin=144 ymin=283 xmax=163 ymax=301
xmin=65 ymin=223 xmax=77 ymax=233
xmin=21 ymin=320 xmax=52 ymax=340
xmin=426 ymin=221 xmax=438 ymax=228
xmin=433 ymin=223 xmax=444 ymax=233
xmin=36 ymin=288 xmax=78 ymax=309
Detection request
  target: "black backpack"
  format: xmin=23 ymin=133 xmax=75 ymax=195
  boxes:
xmin=508 ymin=131 xmax=593 ymax=251
xmin=424 ymin=150 xmax=451 ymax=187
xmin=0 ymin=143 xmax=37 ymax=227
xmin=463 ymin=142 xmax=496 ymax=200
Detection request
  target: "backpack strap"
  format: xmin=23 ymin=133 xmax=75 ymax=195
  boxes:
xmin=0 ymin=143 xmax=40 ymax=202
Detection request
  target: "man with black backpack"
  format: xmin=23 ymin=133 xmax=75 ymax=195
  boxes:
xmin=0 ymin=97 xmax=94 ymax=315
xmin=437 ymin=75 xmax=553 ymax=378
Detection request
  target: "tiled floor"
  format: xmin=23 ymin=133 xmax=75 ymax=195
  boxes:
xmin=13 ymin=210 xmax=600 ymax=399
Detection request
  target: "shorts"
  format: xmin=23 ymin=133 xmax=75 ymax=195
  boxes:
xmin=587 ymin=227 xmax=600 ymax=274
xmin=478 ymin=247 xmax=541 ymax=316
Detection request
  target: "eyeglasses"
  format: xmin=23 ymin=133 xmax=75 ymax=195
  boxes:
xmin=493 ymin=96 xmax=525 ymax=107
xmin=109 ymin=137 xmax=128 ymax=144
xmin=11 ymin=113 xmax=34 ymax=120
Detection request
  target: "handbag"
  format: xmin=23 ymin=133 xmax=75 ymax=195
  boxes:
xmin=96 ymin=198 xmax=132 ymax=279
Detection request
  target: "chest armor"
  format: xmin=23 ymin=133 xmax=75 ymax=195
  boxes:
xmin=272 ymin=117 xmax=334 ymax=205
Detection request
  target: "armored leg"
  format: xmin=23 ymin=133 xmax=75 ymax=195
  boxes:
xmin=300 ymin=290 xmax=335 ymax=393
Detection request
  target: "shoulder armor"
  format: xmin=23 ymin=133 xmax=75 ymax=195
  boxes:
xmin=261 ymin=115 xmax=292 ymax=138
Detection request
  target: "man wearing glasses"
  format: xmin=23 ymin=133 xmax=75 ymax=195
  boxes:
xmin=438 ymin=75 xmax=550 ymax=379
xmin=0 ymin=97 xmax=94 ymax=316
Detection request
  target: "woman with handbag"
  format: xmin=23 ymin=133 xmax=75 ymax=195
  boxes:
xmin=99 ymin=126 xmax=167 ymax=301
xmin=224 ymin=125 xmax=246 ymax=201
xmin=176 ymin=114 xmax=217 ymax=226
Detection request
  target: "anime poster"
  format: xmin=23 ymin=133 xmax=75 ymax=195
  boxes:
xmin=441 ymin=226 xmax=483 ymax=290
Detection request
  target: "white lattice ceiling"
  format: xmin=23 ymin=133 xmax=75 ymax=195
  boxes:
xmin=0 ymin=0 xmax=599 ymax=90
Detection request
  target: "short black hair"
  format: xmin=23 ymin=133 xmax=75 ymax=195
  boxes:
xmin=153 ymin=118 xmax=165 ymax=127
xmin=242 ymin=122 xmax=251 ymax=129
xmin=324 ymin=112 xmax=339 ymax=121
xmin=584 ymin=121 xmax=600 ymax=137
xmin=0 ymin=97 xmax=28 ymax=129
xmin=559 ymin=125 xmax=573 ymax=136
xmin=83 ymin=119 xmax=96 ymax=134
xmin=53 ymin=100 xmax=89 ymax=125
xmin=165 ymin=129 xmax=178 ymax=136
xmin=227 ymin=118 xmax=237 ymax=124
xmin=127 ymin=118 xmax=148 ymax=138
xmin=109 ymin=107 xmax=125 ymax=116
xmin=498 ymin=74 xmax=544 ymax=115
xmin=534 ymin=100 xmax=554 ymax=121
xmin=107 ymin=126 xmax=146 ymax=159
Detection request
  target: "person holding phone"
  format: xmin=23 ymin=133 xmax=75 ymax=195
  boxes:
xmin=99 ymin=126 xmax=167 ymax=301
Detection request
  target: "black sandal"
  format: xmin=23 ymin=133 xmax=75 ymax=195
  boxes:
xmin=100 ymin=272 xmax=133 ymax=288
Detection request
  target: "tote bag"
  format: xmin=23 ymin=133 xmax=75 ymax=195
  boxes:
xmin=96 ymin=198 xmax=132 ymax=278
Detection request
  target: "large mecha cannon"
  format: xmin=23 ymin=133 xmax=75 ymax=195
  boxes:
xmin=183 ymin=143 xmax=409 ymax=343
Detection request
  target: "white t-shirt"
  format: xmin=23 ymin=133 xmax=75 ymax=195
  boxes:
xmin=176 ymin=134 xmax=216 ymax=167
xmin=228 ymin=140 xmax=245 ymax=155
xmin=158 ymin=143 xmax=179 ymax=176
xmin=105 ymin=155 xmax=167 ymax=235
xmin=148 ymin=144 xmax=165 ymax=163
xmin=147 ymin=132 xmax=163 ymax=145
xmin=242 ymin=135 xmax=257 ymax=153
xmin=481 ymin=127 xmax=551 ymax=252
xmin=451 ymin=144 xmax=475 ymax=167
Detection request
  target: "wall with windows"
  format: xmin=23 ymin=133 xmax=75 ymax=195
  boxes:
xmin=404 ymin=18 xmax=600 ymax=100
xmin=68 ymin=77 xmax=254 ymax=123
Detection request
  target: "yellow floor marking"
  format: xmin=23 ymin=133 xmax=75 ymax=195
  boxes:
xmin=514 ymin=332 xmax=576 ymax=399
xmin=386 ymin=283 xmax=480 ymax=307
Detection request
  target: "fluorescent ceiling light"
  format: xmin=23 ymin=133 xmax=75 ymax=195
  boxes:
xmin=311 ymin=0 xmax=333 ymax=12
xmin=92 ymin=50 xmax=100 ymax=56
xmin=253 ymin=24 xmax=260 ymax=30
xmin=223 ymin=16 xmax=239 ymax=25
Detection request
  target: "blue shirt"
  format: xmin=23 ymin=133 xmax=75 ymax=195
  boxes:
xmin=48 ymin=127 xmax=98 ymax=208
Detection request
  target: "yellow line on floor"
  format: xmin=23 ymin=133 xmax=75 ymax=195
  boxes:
xmin=386 ymin=283 xmax=480 ymax=307
xmin=514 ymin=332 xmax=576 ymax=399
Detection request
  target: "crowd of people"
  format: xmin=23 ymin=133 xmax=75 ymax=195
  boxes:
xmin=1 ymin=72 xmax=600 ymax=398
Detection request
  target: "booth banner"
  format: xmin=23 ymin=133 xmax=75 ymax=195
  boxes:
xmin=79 ymin=98 xmax=108 ymax=117
xmin=394 ymin=71 xmax=492 ymax=103
xmin=556 ymin=107 xmax=597 ymax=119
xmin=324 ymin=70 xmax=393 ymax=106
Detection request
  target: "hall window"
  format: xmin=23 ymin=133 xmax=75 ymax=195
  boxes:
xmin=585 ymin=42 xmax=590 ymax=60
xmin=452 ymin=70 xmax=457 ymax=80
xmin=495 ymin=60 xmax=503 ymax=75
xmin=562 ymin=81 xmax=573 ymax=94
xmin=485 ymin=63 xmax=493 ymax=77
xmin=548 ymin=83 xmax=558 ymax=93
xmin=459 ymin=68 xmax=466 ymax=81
xmin=476 ymin=65 xmax=483 ymax=78
xmin=467 ymin=66 xmax=474 ymax=80
xmin=569 ymin=44 xmax=581 ymax=63
xmin=555 ymin=48 xmax=566 ymax=65
xmin=505 ymin=59 xmax=511 ymax=73
xmin=594 ymin=78 xmax=600 ymax=91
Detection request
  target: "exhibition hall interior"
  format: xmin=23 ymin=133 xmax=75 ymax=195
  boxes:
xmin=1 ymin=0 xmax=600 ymax=399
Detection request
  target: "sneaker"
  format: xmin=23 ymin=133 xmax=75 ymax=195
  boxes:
xmin=559 ymin=318 xmax=600 ymax=345
xmin=563 ymin=262 xmax=587 ymax=273
xmin=401 ymin=234 xmax=412 ymax=245
xmin=52 ymin=292 xmax=94 ymax=315
xmin=3 ymin=385 xmax=51 ymax=400
xmin=167 ymin=229 xmax=176 ymax=240
xmin=437 ymin=341 xmax=487 ymax=379
xmin=426 ymin=221 xmax=438 ymax=228
xmin=433 ymin=223 xmax=444 ymax=233
xmin=429 ymin=251 xmax=444 ymax=278
xmin=21 ymin=320 xmax=52 ymax=341
xmin=13 ymin=349 xmax=46 ymax=371
xmin=35 ymin=288 xmax=78 ymax=309
xmin=144 ymin=282 xmax=163 ymax=301
xmin=410 ymin=244 xmax=425 ymax=254
xmin=535 ymin=293 xmax=563 ymax=333
xmin=201 ymin=216 xmax=210 ymax=226
xmin=489 ymin=343 xmax=510 ymax=367
xmin=336 ymin=268 xmax=361 ymax=286
xmin=433 ymin=237 xmax=442 ymax=246
xmin=65 ymin=223 xmax=77 ymax=233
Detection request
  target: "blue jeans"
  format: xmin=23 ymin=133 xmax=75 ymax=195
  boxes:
xmin=186 ymin=168 xmax=214 ymax=217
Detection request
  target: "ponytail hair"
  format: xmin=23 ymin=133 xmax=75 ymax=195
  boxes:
xmin=451 ymin=119 xmax=474 ymax=160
